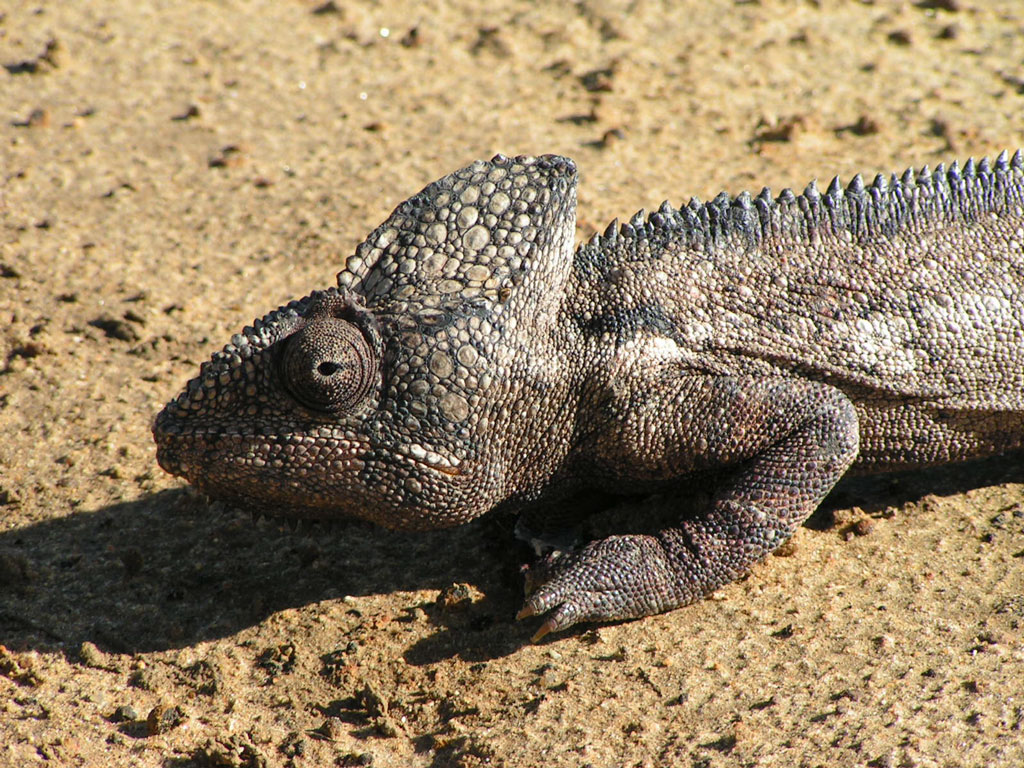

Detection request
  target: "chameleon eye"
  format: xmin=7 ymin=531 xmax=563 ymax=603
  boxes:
xmin=281 ymin=315 xmax=377 ymax=413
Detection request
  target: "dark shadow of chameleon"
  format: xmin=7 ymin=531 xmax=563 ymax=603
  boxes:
xmin=3 ymin=451 xmax=1020 ymax=660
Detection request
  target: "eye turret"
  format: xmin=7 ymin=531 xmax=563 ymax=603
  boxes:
xmin=280 ymin=291 xmax=380 ymax=413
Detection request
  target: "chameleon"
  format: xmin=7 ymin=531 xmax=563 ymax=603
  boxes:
xmin=154 ymin=150 xmax=1024 ymax=641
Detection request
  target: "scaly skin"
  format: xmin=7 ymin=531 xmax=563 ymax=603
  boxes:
xmin=154 ymin=151 xmax=1024 ymax=640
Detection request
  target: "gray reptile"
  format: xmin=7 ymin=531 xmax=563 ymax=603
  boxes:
xmin=154 ymin=150 xmax=1024 ymax=640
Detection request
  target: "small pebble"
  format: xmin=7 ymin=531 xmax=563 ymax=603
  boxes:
xmin=79 ymin=641 xmax=108 ymax=669
xmin=110 ymin=704 xmax=138 ymax=723
xmin=146 ymin=704 xmax=185 ymax=736
xmin=853 ymin=518 xmax=874 ymax=536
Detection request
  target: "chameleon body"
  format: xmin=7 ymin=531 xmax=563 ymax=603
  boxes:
xmin=154 ymin=151 xmax=1024 ymax=639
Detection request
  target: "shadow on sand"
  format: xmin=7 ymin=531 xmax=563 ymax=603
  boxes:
xmin=2 ymin=453 xmax=1020 ymax=662
xmin=0 ymin=487 xmax=530 ymax=659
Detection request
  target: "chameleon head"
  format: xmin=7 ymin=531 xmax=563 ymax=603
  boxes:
xmin=152 ymin=288 xmax=400 ymax=521
xmin=154 ymin=153 xmax=579 ymax=530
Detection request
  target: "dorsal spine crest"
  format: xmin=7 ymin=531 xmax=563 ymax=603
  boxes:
xmin=583 ymin=152 xmax=1024 ymax=258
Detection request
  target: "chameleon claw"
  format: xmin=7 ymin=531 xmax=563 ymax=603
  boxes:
xmin=516 ymin=604 xmax=538 ymax=620
xmin=530 ymin=619 xmax=556 ymax=643
xmin=516 ymin=602 xmax=555 ymax=642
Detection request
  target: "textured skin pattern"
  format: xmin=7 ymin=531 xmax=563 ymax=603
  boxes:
xmin=154 ymin=151 xmax=1024 ymax=639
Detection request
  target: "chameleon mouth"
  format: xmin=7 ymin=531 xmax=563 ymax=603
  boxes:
xmin=154 ymin=419 xmax=368 ymax=482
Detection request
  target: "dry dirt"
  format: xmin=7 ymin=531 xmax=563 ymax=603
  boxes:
xmin=2 ymin=1 xmax=1024 ymax=766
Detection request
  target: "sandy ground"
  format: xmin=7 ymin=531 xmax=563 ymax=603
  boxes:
xmin=2 ymin=1 xmax=1024 ymax=766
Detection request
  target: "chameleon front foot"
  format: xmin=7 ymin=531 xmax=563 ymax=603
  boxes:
xmin=518 ymin=534 xmax=682 ymax=642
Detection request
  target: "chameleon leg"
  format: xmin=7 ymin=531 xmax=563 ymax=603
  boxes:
xmin=519 ymin=375 xmax=860 ymax=640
